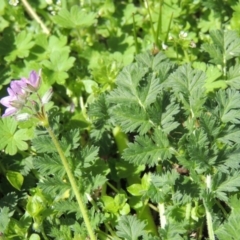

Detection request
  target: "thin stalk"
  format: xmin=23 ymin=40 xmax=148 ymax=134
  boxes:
xmin=107 ymin=181 xmax=119 ymax=193
xmin=21 ymin=0 xmax=50 ymax=35
xmin=139 ymin=201 xmax=159 ymax=236
xmin=164 ymin=12 xmax=174 ymax=43
xmin=197 ymin=220 xmax=204 ymax=240
xmin=145 ymin=0 xmax=156 ymax=44
xmin=216 ymin=200 xmax=228 ymax=218
xmin=156 ymin=0 xmax=163 ymax=48
xmin=46 ymin=126 xmax=96 ymax=240
xmin=158 ymin=202 xmax=166 ymax=229
xmin=148 ymin=203 xmax=159 ymax=212
xmin=132 ymin=13 xmax=140 ymax=54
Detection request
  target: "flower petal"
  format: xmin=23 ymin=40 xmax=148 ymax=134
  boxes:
xmin=0 ymin=95 xmax=15 ymax=107
xmin=41 ymin=88 xmax=53 ymax=104
xmin=2 ymin=107 xmax=18 ymax=117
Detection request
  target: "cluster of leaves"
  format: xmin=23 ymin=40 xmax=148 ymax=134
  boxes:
xmin=88 ymin=29 xmax=240 ymax=239
xmin=1 ymin=0 xmax=240 ymax=239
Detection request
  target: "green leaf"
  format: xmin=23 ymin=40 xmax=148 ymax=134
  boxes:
xmin=212 ymin=172 xmax=240 ymax=201
xmin=6 ymin=171 xmax=24 ymax=191
xmin=123 ymin=129 xmax=172 ymax=166
xmin=101 ymin=196 xmax=118 ymax=214
xmin=42 ymin=50 xmax=75 ymax=84
xmin=53 ymin=5 xmax=96 ymax=29
xmin=218 ymin=127 xmax=240 ymax=145
xmin=33 ymin=154 xmax=65 ymax=177
xmin=0 ymin=207 xmax=10 ymax=232
xmin=215 ymin=196 xmax=240 ymax=240
xmin=5 ymin=31 xmax=34 ymax=62
xmin=32 ymin=135 xmax=56 ymax=153
xmin=226 ymin=63 xmax=240 ymax=89
xmin=110 ymin=104 xmax=154 ymax=135
xmin=107 ymin=63 xmax=149 ymax=105
xmin=215 ymin=89 xmax=240 ymax=124
xmin=116 ymin=215 xmax=146 ymax=240
xmin=166 ymin=64 xmax=206 ymax=115
xmin=0 ymin=118 xmax=31 ymax=155
xmin=202 ymin=30 xmax=240 ymax=65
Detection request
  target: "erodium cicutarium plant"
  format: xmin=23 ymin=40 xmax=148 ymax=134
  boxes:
xmin=0 ymin=70 xmax=97 ymax=240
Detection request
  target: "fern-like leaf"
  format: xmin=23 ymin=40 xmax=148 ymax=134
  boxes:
xmin=166 ymin=64 xmax=206 ymax=115
xmin=202 ymin=30 xmax=240 ymax=65
xmin=215 ymin=89 xmax=240 ymax=124
xmin=212 ymin=172 xmax=240 ymax=201
xmin=34 ymin=154 xmax=65 ymax=177
xmin=38 ymin=176 xmax=70 ymax=196
xmin=123 ymin=129 xmax=172 ymax=166
xmin=32 ymin=135 xmax=56 ymax=153
xmin=116 ymin=215 xmax=146 ymax=240
xmin=110 ymin=104 xmax=154 ymax=135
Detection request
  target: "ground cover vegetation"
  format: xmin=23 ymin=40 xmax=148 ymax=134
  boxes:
xmin=1 ymin=0 xmax=240 ymax=239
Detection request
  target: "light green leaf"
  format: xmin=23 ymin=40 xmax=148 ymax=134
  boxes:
xmin=6 ymin=171 xmax=24 ymax=191
xmin=53 ymin=5 xmax=96 ymax=29
xmin=5 ymin=31 xmax=34 ymax=62
xmin=116 ymin=215 xmax=146 ymax=240
xmin=0 ymin=118 xmax=31 ymax=155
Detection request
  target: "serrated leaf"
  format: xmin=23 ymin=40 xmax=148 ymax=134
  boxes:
xmin=218 ymin=127 xmax=240 ymax=145
xmin=80 ymin=145 xmax=99 ymax=168
xmin=215 ymin=89 xmax=240 ymax=124
xmin=226 ymin=63 xmax=240 ymax=89
xmin=38 ymin=177 xmax=70 ymax=196
xmin=116 ymin=215 xmax=146 ymax=240
xmin=123 ymin=129 xmax=172 ymax=166
xmin=202 ymin=30 xmax=240 ymax=65
xmin=110 ymin=104 xmax=153 ymax=135
xmin=0 ymin=207 xmax=10 ymax=232
xmin=34 ymin=154 xmax=65 ymax=177
xmin=166 ymin=64 xmax=206 ymax=115
xmin=32 ymin=135 xmax=56 ymax=153
xmin=212 ymin=172 xmax=240 ymax=201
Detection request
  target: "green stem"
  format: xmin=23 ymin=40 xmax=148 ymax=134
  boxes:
xmin=205 ymin=207 xmax=215 ymax=240
xmin=21 ymin=0 xmax=50 ymax=35
xmin=156 ymin=0 xmax=162 ymax=48
xmin=216 ymin=200 xmax=228 ymax=218
xmin=46 ymin=126 xmax=96 ymax=240
xmin=138 ymin=200 xmax=158 ymax=236
xmin=205 ymin=175 xmax=215 ymax=240
xmin=164 ymin=12 xmax=174 ymax=43
xmin=132 ymin=13 xmax=140 ymax=54
xmin=145 ymin=0 xmax=156 ymax=44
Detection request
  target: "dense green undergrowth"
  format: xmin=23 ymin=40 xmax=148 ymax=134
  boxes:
xmin=1 ymin=0 xmax=240 ymax=239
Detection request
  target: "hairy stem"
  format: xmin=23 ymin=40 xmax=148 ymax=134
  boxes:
xmin=158 ymin=202 xmax=166 ymax=229
xmin=21 ymin=0 xmax=50 ymax=35
xmin=205 ymin=175 xmax=215 ymax=240
xmin=205 ymin=207 xmax=215 ymax=240
xmin=46 ymin=126 xmax=96 ymax=240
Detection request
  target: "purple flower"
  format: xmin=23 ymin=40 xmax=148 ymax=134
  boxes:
xmin=0 ymin=70 xmax=47 ymax=119
xmin=22 ymin=70 xmax=41 ymax=92
xmin=0 ymin=84 xmax=27 ymax=117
